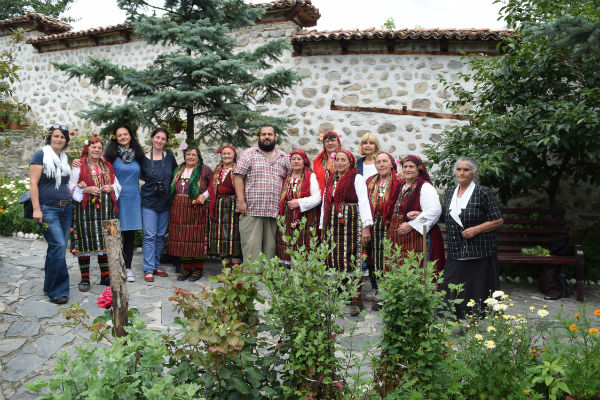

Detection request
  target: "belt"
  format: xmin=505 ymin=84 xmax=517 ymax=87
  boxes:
xmin=50 ymin=200 xmax=72 ymax=206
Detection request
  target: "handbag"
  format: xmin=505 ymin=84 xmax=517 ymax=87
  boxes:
xmin=18 ymin=190 xmax=33 ymax=219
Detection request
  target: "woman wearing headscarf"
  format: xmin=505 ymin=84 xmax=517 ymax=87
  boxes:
xmin=440 ymin=157 xmax=503 ymax=319
xmin=69 ymin=138 xmax=121 ymax=292
xmin=277 ymin=149 xmax=321 ymax=264
xmin=313 ymin=130 xmax=341 ymax=195
xmin=365 ymin=152 xmax=401 ymax=310
xmin=207 ymin=145 xmax=242 ymax=268
xmin=320 ymin=149 xmax=373 ymax=316
xmin=103 ymin=125 xmax=145 ymax=282
xmin=29 ymin=124 xmax=73 ymax=304
xmin=167 ymin=146 xmax=213 ymax=281
xmin=388 ymin=155 xmax=445 ymax=273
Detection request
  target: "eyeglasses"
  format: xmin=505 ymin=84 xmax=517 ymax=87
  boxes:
xmin=50 ymin=124 xmax=68 ymax=131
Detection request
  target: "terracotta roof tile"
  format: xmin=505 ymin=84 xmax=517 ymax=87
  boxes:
xmin=250 ymin=0 xmax=320 ymax=27
xmin=0 ymin=12 xmax=70 ymax=34
xmin=292 ymin=27 xmax=513 ymax=43
xmin=27 ymin=24 xmax=131 ymax=44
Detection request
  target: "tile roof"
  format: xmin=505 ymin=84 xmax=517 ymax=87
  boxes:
xmin=0 ymin=13 xmax=70 ymax=34
xmin=250 ymin=0 xmax=320 ymax=27
xmin=27 ymin=24 xmax=131 ymax=44
xmin=292 ymin=27 xmax=513 ymax=43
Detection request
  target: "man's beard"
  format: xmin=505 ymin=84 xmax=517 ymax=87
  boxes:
xmin=258 ymin=138 xmax=276 ymax=151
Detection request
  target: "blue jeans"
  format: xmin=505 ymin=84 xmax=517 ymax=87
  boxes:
xmin=40 ymin=203 xmax=73 ymax=299
xmin=142 ymin=207 xmax=169 ymax=274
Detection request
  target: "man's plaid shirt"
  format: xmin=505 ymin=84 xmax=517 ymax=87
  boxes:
xmin=234 ymin=146 xmax=290 ymax=218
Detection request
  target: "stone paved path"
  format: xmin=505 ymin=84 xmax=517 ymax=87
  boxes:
xmin=1 ymin=235 xmax=599 ymax=399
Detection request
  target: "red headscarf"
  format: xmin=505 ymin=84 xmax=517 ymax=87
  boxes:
xmin=77 ymin=138 xmax=118 ymax=213
xmin=313 ymin=131 xmax=341 ymax=194
xmin=367 ymin=152 xmax=402 ymax=224
xmin=323 ymin=149 xmax=357 ymax=229
xmin=279 ymin=149 xmax=312 ymax=222
xmin=209 ymin=145 xmax=237 ymax=218
xmin=396 ymin=155 xmax=432 ymax=217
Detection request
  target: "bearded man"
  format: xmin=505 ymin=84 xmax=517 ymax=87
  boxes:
xmin=234 ymin=124 xmax=290 ymax=263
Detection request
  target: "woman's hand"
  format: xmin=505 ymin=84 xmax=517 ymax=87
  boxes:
xmin=77 ymin=182 xmax=87 ymax=189
xmin=101 ymin=184 xmax=114 ymax=193
xmin=84 ymin=186 xmax=102 ymax=196
xmin=287 ymin=199 xmax=300 ymax=210
xmin=33 ymin=208 xmax=43 ymax=223
xmin=361 ymin=226 xmax=371 ymax=243
xmin=462 ymin=226 xmax=479 ymax=239
xmin=406 ymin=211 xmax=421 ymax=220
xmin=72 ymin=159 xmax=82 ymax=168
xmin=196 ymin=194 xmax=207 ymax=205
xmin=396 ymin=170 xmax=405 ymax=181
xmin=396 ymin=222 xmax=414 ymax=236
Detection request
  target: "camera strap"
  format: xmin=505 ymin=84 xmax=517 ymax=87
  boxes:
xmin=150 ymin=148 xmax=166 ymax=183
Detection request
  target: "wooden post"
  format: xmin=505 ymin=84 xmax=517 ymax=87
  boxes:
xmin=101 ymin=219 xmax=128 ymax=337
xmin=422 ymin=225 xmax=429 ymax=269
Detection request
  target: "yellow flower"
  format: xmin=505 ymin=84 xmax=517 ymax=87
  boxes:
xmin=574 ymin=313 xmax=580 ymax=318
xmin=474 ymin=334 xmax=483 ymax=341
xmin=569 ymin=324 xmax=579 ymax=332
xmin=543 ymin=305 xmax=548 ymax=309
xmin=487 ymin=326 xmax=496 ymax=332
xmin=466 ymin=299 xmax=476 ymax=307
xmin=589 ymin=328 xmax=599 ymax=336
xmin=484 ymin=340 xmax=496 ymax=349
xmin=501 ymin=294 xmax=509 ymax=299
xmin=529 ymin=306 xmax=535 ymax=311
xmin=594 ymin=309 xmax=600 ymax=317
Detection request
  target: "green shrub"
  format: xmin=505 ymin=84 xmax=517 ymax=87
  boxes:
xmin=0 ymin=175 xmax=41 ymax=235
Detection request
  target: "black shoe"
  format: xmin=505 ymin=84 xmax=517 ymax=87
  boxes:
xmin=99 ymin=276 xmax=110 ymax=286
xmin=188 ymin=271 xmax=202 ymax=282
xmin=50 ymin=296 xmax=69 ymax=304
xmin=176 ymin=272 xmax=191 ymax=281
xmin=350 ymin=306 xmax=362 ymax=317
xmin=371 ymin=303 xmax=382 ymax=312
xmin=78 ymin=280 xmax=90 ymax=292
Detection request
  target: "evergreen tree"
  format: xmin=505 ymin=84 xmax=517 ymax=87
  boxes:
xmin=53 ymin=0 xmax=302 ymax=146
xmin=0 ymin=0 xmax=75 ymax=21
xmin=425 ymin=0 xmax=600 ymax=207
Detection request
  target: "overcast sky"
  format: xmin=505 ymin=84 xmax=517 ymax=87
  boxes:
xmin=63 ymin=0 xmax=507 ymax=31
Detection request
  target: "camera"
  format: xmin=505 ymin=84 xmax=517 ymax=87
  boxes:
xmin=153 ymin=180 xmax=165 ymax=196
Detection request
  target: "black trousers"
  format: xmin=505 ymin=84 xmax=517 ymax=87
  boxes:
xmin=122 ymin=230 xmax=135 ymax=269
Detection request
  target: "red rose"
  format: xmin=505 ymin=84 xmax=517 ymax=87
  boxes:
xmin=96 ymin=287 xmax=113 ymax=309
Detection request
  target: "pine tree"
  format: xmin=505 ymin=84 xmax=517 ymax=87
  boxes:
xmin=53 ymin=0 xmax=302 ymax=146
xmin=0 ymin=0 xmax=75 ymax=21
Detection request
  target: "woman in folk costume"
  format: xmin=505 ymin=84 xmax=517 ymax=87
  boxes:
xmin=320 ymin=149 xmax=373 ymax=316
xmin=167 ymin=146 xmax=213 ymax=281
xmin=69 ymin=138 xmax=121 ymax=292
xmin=387 ymin=155 xmax=445 ymax=274
xmin=207 ymin=145 xmax=242 ymax=268
xmin=313 ymin=130 xmax=342 ymax=195
xmin=277 ymin=149 xmax=321 ymax=264
xmin=365 ymin=152 xmax=402 ymax=310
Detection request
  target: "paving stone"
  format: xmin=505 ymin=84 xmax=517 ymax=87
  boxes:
xmin=2 ymin=352 xmax=46 ymax=382
xmin=0 ymin=285 xmax=18 ymax=296
xmin=0 ymin=338 xmax=27 ymax=357
xmin=25 ymin=334 xmax=74 ymax=358
xmin=15 ymin=280 xmax=43 ymax=296
xmin=6 ymin=322 xmax=40 ymax=337
xmin=15 ymin=301 xmax=61 ymax=319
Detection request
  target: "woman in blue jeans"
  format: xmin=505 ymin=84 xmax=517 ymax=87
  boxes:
xmin=29 ymin=125 xmax=73 ymax=304
xmin=140 ymin=128 xmax=176 ymax=282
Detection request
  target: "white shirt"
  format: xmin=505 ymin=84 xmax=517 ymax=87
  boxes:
xmin=407 ymin=182 xmax=441 ymax=235
xmin=69 ymin=166 xmax=121 ymax=202
xmin=319 ymin=174 xmax=374 ymax=228
xmin=448 ymin=181 xmax=476 ymax=228
xmin=361 ymin=163 xmax=378 ymax=183
xmin=297 ymin=173 xmax=321 ymax=212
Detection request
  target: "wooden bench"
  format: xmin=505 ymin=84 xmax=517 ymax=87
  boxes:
xmin=440 ymin=208 xmax=585 ymax=301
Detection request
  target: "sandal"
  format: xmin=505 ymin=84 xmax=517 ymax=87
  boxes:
xmin=188 ymin=271 xmax=202 ymax=282
xmin=177 ymin=271 xmax=191 ymax=281
xmin=78 ymin=280 xmax=90 ymax=292
xmin=144 ymin=273 xmax=154 ymax=282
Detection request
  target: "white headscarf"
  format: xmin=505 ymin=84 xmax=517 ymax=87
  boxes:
xmin=41 ymin=145 xmax=71 ymax=189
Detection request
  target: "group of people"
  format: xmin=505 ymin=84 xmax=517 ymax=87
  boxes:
xmin=30 ymin=123 xmax=503 ymax=319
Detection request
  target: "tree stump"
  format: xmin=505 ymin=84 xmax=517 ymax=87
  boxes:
xmin=101 ymin=219 xmax=129 ymax=337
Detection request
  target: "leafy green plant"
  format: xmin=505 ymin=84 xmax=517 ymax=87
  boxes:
xmin=260 ymin=218 xmax=371 ymax=399
xmin=167 ymin=265 xmax=282 ymax=399
xmin=530 ymin=357 xmax=571 ymax=400
xmin=521 ymin=246 xmax=551 ymax=256
xmin=373 ymin=240 xmax=460 ymax=398
xmin=0 ymin=175 xmax=41 ymax=235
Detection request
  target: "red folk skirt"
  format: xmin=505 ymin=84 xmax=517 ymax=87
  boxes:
xmin=167 ymin=194 xmax=208 ymax=258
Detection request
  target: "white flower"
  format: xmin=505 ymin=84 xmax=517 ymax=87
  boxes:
xmin=493 ymin=303 xmax=508 ymax=312
xmin=484 ymin=340 xmax=496 ymax=349
xmin=466 ymin=299 xmax=476 ymax=307
xmin=487 ymin=326 xmax=496 ymax=332
xmin=474 ymin=334 xmax=483 ymax=341
xmin=492 ymin=290 xmax=505 ymax=299
xmin=484 ymin=298 xmax=499 ymax=307
xmin=537 ymin=309 xmax=549 ymax=318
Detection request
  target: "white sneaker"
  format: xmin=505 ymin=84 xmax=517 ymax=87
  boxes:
xmin=126 ymin=269 xmax=135 ymax=282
